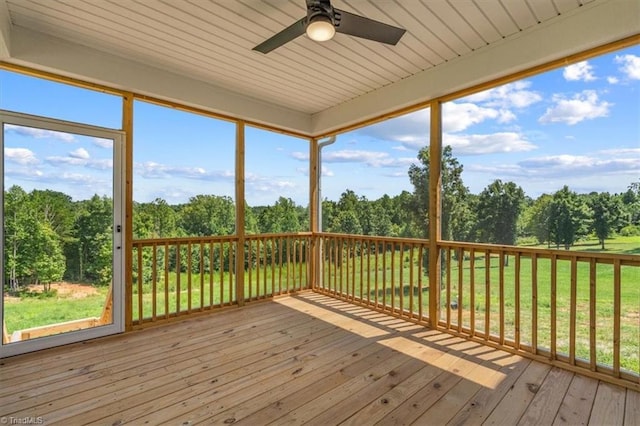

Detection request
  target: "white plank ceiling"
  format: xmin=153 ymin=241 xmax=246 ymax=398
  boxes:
xmin=0 ymin=0 xmax=638 ymax=135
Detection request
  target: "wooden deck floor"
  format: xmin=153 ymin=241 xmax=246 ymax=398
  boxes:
xmin=1 ymin=292 xmax=638 ymax=425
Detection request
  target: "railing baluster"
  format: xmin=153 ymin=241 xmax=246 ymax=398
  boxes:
xmin=590 ymin=258 xmax=596 ymax=371
xmin=136 ymin=245 xmax=143 ymax=321
xmin=391 ymin=245 xmax=396 ymax=313
xmin=485 ymin=249 xmax=490 ymax=340
xmin=470 ymin=248 xmax=475 ymax=337
xmin=613 ymin=258 xmax=621 ymax=377
xmin=410 ymin=244 xmax=415 ymax=318
xmin=152 ymin=243 xmax=157 ymax=320
xmin=551 ymin=253 xmax=557 ymax=360
xmin=532 ymin=253 xmax=538 ymax=354
xmin=458 ymin=247 xmax=463 ymax=333
xmin=199 ymin=241 xmax=204 ymax=310
xmin=382 ymin=242 xmax=387 ymax=309
xmin=570 ymin=257 xmax=577 ymax=364
xmin=399 ymin=242 xmax=404 ymax=317
xmin=499 ymin=250 xmax=505 ymax=346
xmin=418 ymin=244 xmax=423 ymax=320
xmin=515 ymin=253 xmax=521 ymax=350
xmin=176 ymin=242 xmax=181 ymax=315
xmin=446 ymin=248 xmax=452 ymax=329
xmin=164 ymin=242 xmax=169 ymax=319
xmin=209 ymin=241 xmax=214 ymax=307
xmin=187 ymin=242 xmax=192 ymax=313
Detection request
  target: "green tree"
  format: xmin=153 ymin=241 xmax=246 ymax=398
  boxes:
xmin=71 ymin=195 xmax=113 ymax=284
xmin=590 ymin=192 xmax=623 ymax=249
xmin=475 ymin=180 xmax=524 ymax=266
xmin=408 ymin=145 xmax=471 ymax=240
xmin=257 ymin=197 xmax=301 ymax=233
xmin=524 ymin=194 xmax=553 ymax=246
xmin=136 ymin=198 xmax=177 ymax=238
xmin=476 ymin=180 xmax=525 ymax=245
xmin=4 ymin=186 xmax=66 ymax=291
xmin=549 ymin=186 xmax=590 ymax=250
xmin=4 ymin=186 xmax=32 ymax=292
xmin=178 ymin=195 xmax=235 ymax=236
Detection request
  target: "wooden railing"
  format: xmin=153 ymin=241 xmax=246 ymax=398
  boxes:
xmin=315 ymin=233 xmax=430 ymax=321
xmin=132 ymin=232 xmax=639 ymax=389
xmin=437 ymin=241 xmax=640 ymax=388
xmin=314 ymin=233 xmax=640 ymax=390
xmin=131 ymin=233 xmax=312 ymax=324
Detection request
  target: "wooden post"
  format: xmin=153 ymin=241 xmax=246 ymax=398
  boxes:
xmin=123 ymin=92 xmax=134 ymax=331
xmin=428 ymin=101 xmax=442 ymax=327
xmin=309 ymin=138 xmax=320 ymax=289
xmin=235 ymin=121 xmax=246 ymax=306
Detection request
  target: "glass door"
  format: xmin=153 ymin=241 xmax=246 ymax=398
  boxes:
xmin=0 ymin=111 xmax=124 ymax=357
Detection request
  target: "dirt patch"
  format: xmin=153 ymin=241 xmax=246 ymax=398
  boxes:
xmin=32 ymin=282 xmax=99 ymax=298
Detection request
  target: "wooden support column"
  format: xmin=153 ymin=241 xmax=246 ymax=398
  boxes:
xmin=309 ymin=138 xmax=320 ymax=289
xmin=123 ymin=92 xmax=134 ymax=331
xmin=235 ymin=121 xmax=246 ymax=306
xmin=428 ymin=101 xmax=442 ymax=327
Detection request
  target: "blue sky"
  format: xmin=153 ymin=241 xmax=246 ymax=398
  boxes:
xmin=1 ymin=45 xmax=638 ymax=206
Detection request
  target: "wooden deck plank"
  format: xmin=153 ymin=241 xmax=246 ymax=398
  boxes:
xmin=588 ymin=382 xmax=627 ymax=426
xmin=50 ymin=320 xmax=349 ymax=424
xmin=0 ymin=293 xmax=635 ymax=426
xmin=518 ymin=367 xmax=575 ymax=425
xmin=482 ymin=359 xmax=552 ymax=425
xmin=0 ymin=307 xmax=313 ymax=411
xmin=553 ymin=374 xmax=599 ymax=426
xmin=1 ymin=306 xmax=325 ymax=416
xmin=624 ymin=389 xmax=640 ymax=426
xmin=447 ymin=355 xmax=531 ymax=426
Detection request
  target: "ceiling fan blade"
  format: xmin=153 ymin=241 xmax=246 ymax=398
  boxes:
xmin=334 ymin=9 xmax=405 ymax=45
xmin=253 ymin=17 xmax=307 ymax=54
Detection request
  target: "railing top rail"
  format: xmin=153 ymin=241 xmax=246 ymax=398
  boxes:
xmin=132 ymin=235 xmax=239 ymax=246
xmin=245 ymin=232 xmax=313 ymax=239
xmin=438 ymin=240 xmax=640 ymax=263
xmin=316 ymin=232 xmax=430 ymax=245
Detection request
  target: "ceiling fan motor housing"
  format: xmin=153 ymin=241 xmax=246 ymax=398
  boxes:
xmin=306 ymin=0 xmax=336 ymax=26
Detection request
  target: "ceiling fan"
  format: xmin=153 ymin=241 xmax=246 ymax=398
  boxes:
xmin=253 ymin=0 xmax=406 ymax=54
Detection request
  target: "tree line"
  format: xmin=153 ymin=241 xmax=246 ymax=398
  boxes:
xmin=4 ymin=145 xmax=639 ymax=291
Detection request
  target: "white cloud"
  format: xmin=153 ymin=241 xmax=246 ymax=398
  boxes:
xmin=468 ymin=150 xmax=640 ymax=180
xmin=93 ymin=138 xmax=113 ymax=148
xmin=615 ymin=54 xmax=640 ymax=80
xmin=607 ymin=76 xmax=619 ymax=84
xmin=442 ymin=102 xmax=499 ymax=133
xmin=135 ymin=161 xmax=232 ymax=181
xmin=563 ymin=61 xmax=596 ymax=82
xmin=444 ymin=132 xmax=536 ymax=155
xmin=322 ymin=165 xmax=334 ymax=177
xmin=290 ymin=151 xmax=308 ymax=161
xmin=5 ymin=147 xmax=39 ymax=165
xmin=4 ymin=124 xmax=75 ymax=142
xmin=539 ymin=90 xmax=611 ymax=125
xmin=70 ymin=148 xmax=90 ymax=159
xmin=322 ymin=149 xmax=416 ymax=168
xmin=46 ymin=156 xmax=113 ymax=170
xmin=465 ymin=80 xmax=542 ymax=109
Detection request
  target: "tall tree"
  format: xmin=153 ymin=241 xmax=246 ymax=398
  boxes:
xmin=590 ymin=192 xmax=622 ymax=249
xmin=257 ymin=197 xmax=301 ymax=233
xmin=476 ymin=180 xmax=525 ymax=245
xmin=71 ymin=195 xmax=113 ymax=284
xmin=178 ymin=195 xmax=235 ymax=236
xmin=4 ymin=186 xmax=32 ymax=292
xmin=408 ymin=145 xmax=471 ymax=240
xmin=524 ymin=194 xmax=554 ymax=246
xmin=549 ymin=186 xmax=590 ymax=250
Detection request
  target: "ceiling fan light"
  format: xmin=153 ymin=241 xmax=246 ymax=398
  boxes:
xmin=306 ymin=15 xmax=335 ymax=42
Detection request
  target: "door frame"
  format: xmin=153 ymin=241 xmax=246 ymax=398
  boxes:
xmin=0 ymin=110 xmax=125 ymax=357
